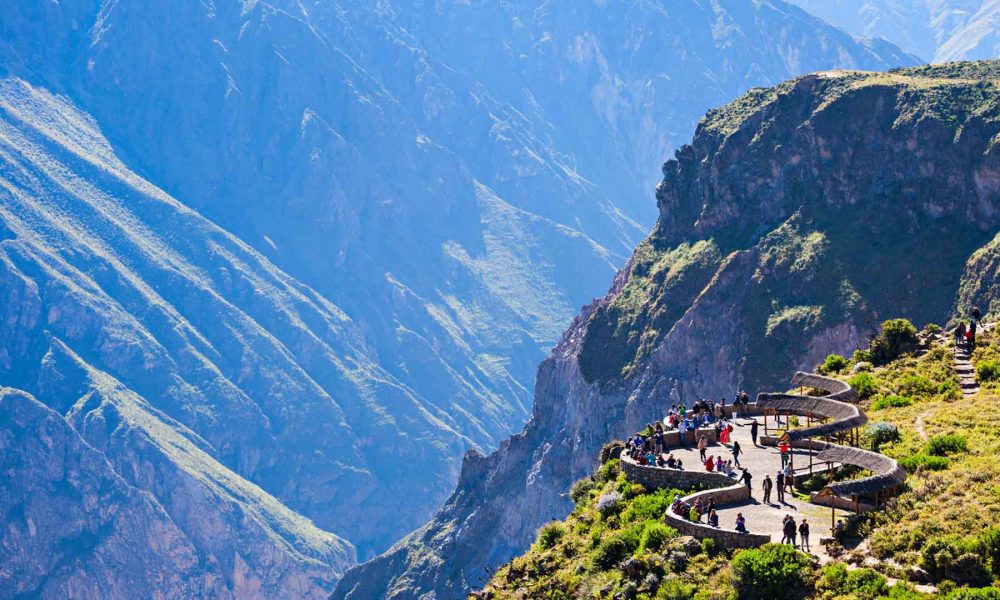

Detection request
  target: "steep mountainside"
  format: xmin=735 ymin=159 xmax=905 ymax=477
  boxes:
xmin=0 ymin=75 xmax=449 ymax=595
xmin=789 ymin=0 xmax=1000 ymax=63
xmin=333 ymin=61 xmax=1000 ymax=599
xmin=0 ymin=2 xmax=914 ymax=559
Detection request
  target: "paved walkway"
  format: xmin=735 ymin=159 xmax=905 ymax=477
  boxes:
xmin=667 ymin=420 xmax=851 ymax=561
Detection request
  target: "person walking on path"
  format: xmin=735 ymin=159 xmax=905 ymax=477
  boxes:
xmin=970 ymin=318 xmax=978 ymax=349
xmin=782 ymin=515 xmax=797 ymax=546
xmin=956 ymin=321 xmax=967 ymax=348
xmin=762 ymin=474 xmax=773 ymax=504
xmin=732 ymin=440 xmax=742 ymax=468
xmin=799 ymin=519 xmax=811 ymax=552
xmin=698 ymin=435 xmax=708 ymax=462
xmin=750 ymin=419 xmax=759 ymax=446
xmin=783 ymin=463 xmax=794 ymax=494
xmin=775 ymin=470 xmax=785 ymax=503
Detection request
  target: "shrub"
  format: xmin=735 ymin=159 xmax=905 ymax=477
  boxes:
xmin=978 ymin=527 xmax=1000 ymax=578
xmin=853 ymin=349 xmax=875 ymax=364
xmin=925 ymin=434 xmax=968 ymax=456
xmin=623 ymin=489 xmax=676 ymax=524
xmin=925 ymin=323 xmax=942 ymax=334
xmin=843 ymin=568 xmax=890 ymax=600
xmin=872 ymin=319 xmax=919 ymax=365
xmin=592 ymin=527 xmax=641 ymax=569
xmin=597 ymin=491 xmax=624 ymax=517
xmin=819 ymin=354 xmax=849 ymax=374
xmin=872 ymin=395 xmax=913 ymax=410
xmin=570 ymin=478 xmax=597 ymax=505
xmin=898 ymin=374 xmax=937 ymax=398
xmin=976 ymin=360 xmax=1000 ymax=383
xmin=598 ymin=458 xmax=620 ymax=482
xmin=849 ymin=372 xmax=877 ymax=399
xmin=921 ymin=536 xmax=990 ymax=585
xmin=899 ymin=453 xmax=950 ymax=473
xmin=866 ymin=422 xmax=901 ymax=451
xmin=946 ymin=588 xmax=1000 ymax=600
xmin=637 ymin=522 xmax=676 ymax=553
xmin=537 ymin=522 xmax=565 ymax=550
xmin=939 ymin=378 xmax=962 ymax=400
xmin=853 ymin=361 xmax=875 ymax=373
xmin=731 ymin=543 xmax=814 ymax=600
xmin=657 ymin=579 xmax=696 ymax=600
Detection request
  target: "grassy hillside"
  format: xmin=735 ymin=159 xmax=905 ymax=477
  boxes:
xmin=475 ymin=321 xmax=1000 ymax=599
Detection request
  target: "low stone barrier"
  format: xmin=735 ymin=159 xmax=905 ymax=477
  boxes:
xmin=664 ymin=483 xmax=771 ymax=549
xmin=620 ymin=455 xmax=732 ymax=490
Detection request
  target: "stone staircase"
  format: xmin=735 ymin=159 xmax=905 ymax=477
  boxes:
xmin=954 ymin=344 xmax=979 ymax=397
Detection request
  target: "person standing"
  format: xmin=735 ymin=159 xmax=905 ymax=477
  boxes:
xmin=970 ymin=318 xmax=978 ymax=348
xmin=775 ymin=470 xmax=785 ymax=503
xmin=762 ymin=474 xmax=773 ymax=504
xmin=732 ymin=440 xmax=742 ymax=468
xmin=698 ymin=435 xmax=709 ymax=462
xmin=782 ymin=516 xmax=797 ymax=546
xmin=784 ymin=463 xmax=794 ymax=494
xmin=799 ymin=519 xmax=811 ymax=552
xmin=739 ymin=469 xmax=753 ymax=498
xmin=779 ymin=440 xmax=791 ymax=467
xmin=750 ymin=419 xmax=759 ymax=446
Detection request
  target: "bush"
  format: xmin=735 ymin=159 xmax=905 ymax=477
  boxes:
xmin=592 ymin=527 xmax=641 ymax=569
xmin=819 ymin=354 xmax=849 ymax=374
xmin=866 ymin=422 xmax=901 ymax=451
xmin=946 ymin=588 xmax=1000 ymax=600
xmin=978 ymin=527 xmax=1000 ymax=578
xmin=899 ymin=453 xmax=950 ymax=473
xmin=657 ymin=579 xmax=696 ymax=600
xmin=570 ymin=478 xmax=597 ymax=505
xmin=921 ymin=536 xmax=990 ymax=585
xmin=637 ymin=522 xmax=676 ymax=553
xmin=731 ymin=543 xmax=814 ymax=600
xmin=925 ymin=434 xmax=968 ymax=456
xmin=898 ymin=374 xmax=937 ymax=398
xmin=849 ymin=372 xmax=878 ymax=399
xmin=872 ymin=319 xmax=919 ymax=365
xmin=872 ymin=395 xmax=913 ymax=410
xmin=597 ymin=491 xmax=624 ymax=517
xmin=622 ymin=489 xmax=676 ymax=524
xmin=853 ymin=349 xmax=875 ymax=364
xmin=925 ymin=323 xmax=942 ymax=334
xmin=976 ymin=360 xmax=1000 ymax=384
xmin=598 ymin=458 xmax=621 ymax=482
xmin=843 ymin=568 xmax=890 ymax=600
xmin=536 ymin=522 xmax=565 ymax=550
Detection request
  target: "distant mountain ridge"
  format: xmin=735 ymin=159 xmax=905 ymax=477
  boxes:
xmin=788 ymin=0 xmax=1000 ymax=63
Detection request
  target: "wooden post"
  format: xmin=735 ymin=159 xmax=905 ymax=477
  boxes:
xmin=854 ymin=494 xmax=860 ymax=514
xmin=809 ymin=439 xmax=814 ymax=475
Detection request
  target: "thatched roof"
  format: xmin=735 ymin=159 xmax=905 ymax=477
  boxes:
xmin=755 ymin=393 xmax=868 ymax=441
xmin=791 ymin=371 xmax=858 ymax=403
xmin=814 ymin=446 xmax=907 ymax=498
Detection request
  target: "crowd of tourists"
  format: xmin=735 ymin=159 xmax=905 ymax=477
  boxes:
xmin=955 ymin=306 xmax=982 ymax=351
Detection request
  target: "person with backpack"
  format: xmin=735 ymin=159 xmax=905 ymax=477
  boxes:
xmin=799 ymin=519 xmax=811 ymax=552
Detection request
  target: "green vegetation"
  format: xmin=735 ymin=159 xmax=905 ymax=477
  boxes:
xmin=819 ymin=354 xmax=849 ymax=374
xmin=870 ymin=319 xmax=919 ymax=365
xmin=849 ymin=372 xmax=877 ymax=399
xmin=731 ymin=544 xmax=812 ymax=600
xmin=871 ymin=395 xmax=912 ymax=411
xmin=578 ymin=237 xmax=723 ymax=385
xmin=484 ymin=320 xmax=1000 ymax=598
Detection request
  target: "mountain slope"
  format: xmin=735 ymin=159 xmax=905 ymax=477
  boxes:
xmin=788 ymin=0 xmax=1000 ymax=63
xmin=0 ymin=0 xmax=915 ymax=541
xmin=0 ymin=73 xmax=476 ymax=594
xmin=333 ymin=61 xmax=1000 ymax=599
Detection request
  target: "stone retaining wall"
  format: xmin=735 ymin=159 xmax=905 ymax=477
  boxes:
xmin=620 ymin=456 xmax=732 ymax=490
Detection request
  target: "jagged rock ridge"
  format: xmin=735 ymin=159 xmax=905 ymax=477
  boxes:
xmin=333 ymin=60 xmax=1000 ymax=599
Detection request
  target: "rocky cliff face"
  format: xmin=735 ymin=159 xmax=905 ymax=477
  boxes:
xmin=333 ymin=61 xmax=1000 ymax=599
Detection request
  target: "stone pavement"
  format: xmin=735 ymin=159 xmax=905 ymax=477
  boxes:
xmin=666 ymin=418 xmax=852 ymax=561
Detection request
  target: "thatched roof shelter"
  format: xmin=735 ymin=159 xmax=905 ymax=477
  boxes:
xmin=814 ymin=446 xmax=907 ymax=498
xmin=791 ymin=371 xmax=858 ymax=402
xmin=755 ymin=393 xmax=867 ymax=441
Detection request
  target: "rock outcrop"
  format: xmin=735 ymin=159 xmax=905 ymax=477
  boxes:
xmin=334 ymin=61 xmax=1000 ymax=599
